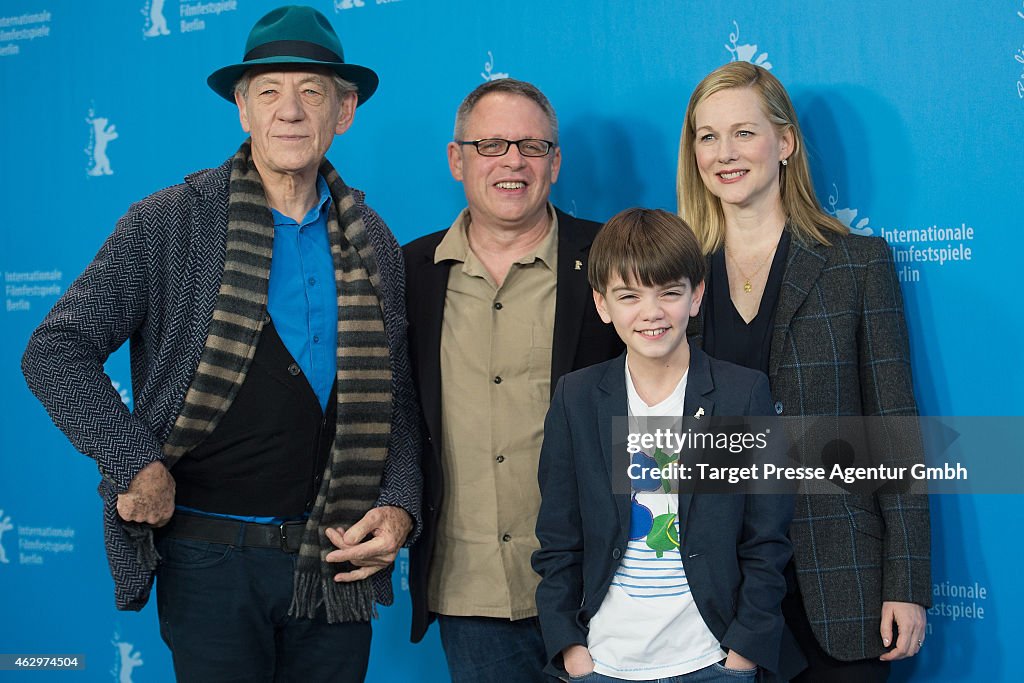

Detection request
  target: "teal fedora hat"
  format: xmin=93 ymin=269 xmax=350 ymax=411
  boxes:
xmin=207 ymin=5 xmax=378 ymax=105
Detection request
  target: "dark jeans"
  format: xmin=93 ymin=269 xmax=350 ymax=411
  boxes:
xmin=568 ymin=662 xmax=758 ymax=682
xmin=783 ymin=586 xmax=890 ymax=683
xmin=155 ymin=535 xmax=371 ymax=683
xmin=437 ymin=615 xmax=560 ymax=683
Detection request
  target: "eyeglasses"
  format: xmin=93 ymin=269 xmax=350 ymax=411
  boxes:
xmin=455 ymin=138 xmax=556 ymax=157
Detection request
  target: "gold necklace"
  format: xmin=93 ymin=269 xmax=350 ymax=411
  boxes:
xmin=725 ymin=243 xmax=777 ymax=294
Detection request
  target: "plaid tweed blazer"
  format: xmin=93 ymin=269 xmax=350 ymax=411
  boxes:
xmin=689 ymin=231 xmax=931 ymax=661
xmin=21 ymin=155 xmax=422 ymax=612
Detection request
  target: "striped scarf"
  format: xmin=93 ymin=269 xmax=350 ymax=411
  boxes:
xmin=161 ymin=140 xmax=392 ymax=622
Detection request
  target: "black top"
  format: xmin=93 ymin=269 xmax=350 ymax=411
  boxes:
xmin=703 ymin=231 xmax=791 ymax=375
xmin=174 ymin=320 xmax=335 ymax=516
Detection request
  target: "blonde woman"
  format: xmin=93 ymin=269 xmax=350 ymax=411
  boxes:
xmin=678 ymin=62 xmax=930 ymax=682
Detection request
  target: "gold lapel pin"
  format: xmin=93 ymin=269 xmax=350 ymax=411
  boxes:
xmin=694 ymin=407 xmax=705 ymax=419
xmin=574 ymin=260 xmax=583 ymax=271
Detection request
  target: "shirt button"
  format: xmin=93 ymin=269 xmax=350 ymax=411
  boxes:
xmin=308 ymin=277 xmax=316 ymax=286
xmin=496 ymin=454 xmax=505 ymax=463
xmin=494 ymin=302 xmax=503 ymax=310
xmin=612 ymin=548 xmax=622 ymax=560
xmin=502 ymin=533 xmax=512 ymax=542
xmin=313 ymin=335 xmax=320 ymax=343
xmin=494 ymin=376 xmax=503 ymax=384
xmin=774 ymin=401 xmax=784 ymax=415
xmin=287 ymin=363 xmax=301 ymax=376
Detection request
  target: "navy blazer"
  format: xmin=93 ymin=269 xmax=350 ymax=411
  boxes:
xmin=403 ymin=207 xmax=624 ymax=643
xmin=532 ymin=345 xmax=804 ymax=680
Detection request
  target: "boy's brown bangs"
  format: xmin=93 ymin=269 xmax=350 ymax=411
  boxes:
xmin=589 ymin=208 xmax=706 ymax=293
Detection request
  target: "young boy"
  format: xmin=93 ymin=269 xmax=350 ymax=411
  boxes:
xmin=532 ymin=208 xmax=802 ymax=682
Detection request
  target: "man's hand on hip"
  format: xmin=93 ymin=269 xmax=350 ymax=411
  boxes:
xmin=116 ymin=460 xmax=175 ymax=526
xmin=325 ymin=506 xmax=412 ymax=582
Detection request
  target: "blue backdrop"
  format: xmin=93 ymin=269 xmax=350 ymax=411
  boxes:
xmin=1 ymin=1 xmax=1021 ymax=681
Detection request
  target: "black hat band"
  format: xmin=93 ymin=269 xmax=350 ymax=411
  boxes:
xmin=244 ymin=40 xmax=342 ymax=63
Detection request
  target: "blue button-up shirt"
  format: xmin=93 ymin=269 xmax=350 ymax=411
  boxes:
xmin=267 ymin=174 xmax=338 ymax=412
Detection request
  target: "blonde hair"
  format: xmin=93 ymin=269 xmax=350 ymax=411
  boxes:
xmin=676 ymin=62 xmax=847 ymax=254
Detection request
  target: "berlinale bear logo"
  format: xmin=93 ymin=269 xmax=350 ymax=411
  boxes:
xmin=726 ymin=21 xmax=772 ymax=70
xmin=86 ymin=109 xmax=119 ymax=177
xmin=112 ymin=636 xmax=144 ymax=683
xmin=142 ymin=0 xmax=171 ymax=38
xmin=828 ymin=184 xmax=874 ymax=237
xmin=0 ymin=509 xmax=13 ymax=564
xmin=481 ymin=51 xmax=509 ymax=82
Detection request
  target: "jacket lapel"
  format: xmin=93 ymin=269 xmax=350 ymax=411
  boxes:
xmin=414 ymin=249 xmax=452 ymax=447
xmin=681 ymin=343 xmax=716 ymax=423
xmin=550 ymin=209 xmax=593 ymax=389
xmin=597 ymin=354 xmax=632 ymax=534
xmin=678 ymin=343 xmax=716 ymax=540
xmin=769 ymin=236 xmax=826 ymax=381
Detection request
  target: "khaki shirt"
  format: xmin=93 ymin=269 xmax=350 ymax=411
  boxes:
xmin=428 ymin=206 xmax=558 ymax=619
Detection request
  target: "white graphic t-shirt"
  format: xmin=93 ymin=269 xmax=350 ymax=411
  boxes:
xmin=586 ymin=362 xmax=726 ymax=680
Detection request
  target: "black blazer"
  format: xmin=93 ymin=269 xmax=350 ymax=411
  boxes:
xmin=532 ymin=346 xmax=804 ymax=680
xmin=403 ymin=207 xmax=624 ymax=643
xmin=689 ymin=232 xmax=931 ymax=661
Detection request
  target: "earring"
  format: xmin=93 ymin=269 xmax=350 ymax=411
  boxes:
xmin=781 ymin=158 xmax=789 ymax=166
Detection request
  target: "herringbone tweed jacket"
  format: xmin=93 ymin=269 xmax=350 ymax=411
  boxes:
xmin=689 ymin=231 xmax=932 ymax=662
xmin=21 ymin=155 xmax=422 ymax=611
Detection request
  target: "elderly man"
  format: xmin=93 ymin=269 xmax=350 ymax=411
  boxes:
xmin=21 ymin=6 xmax=419 ymax=681
xmin=404 ymin=79 xmax=623 ymax=681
